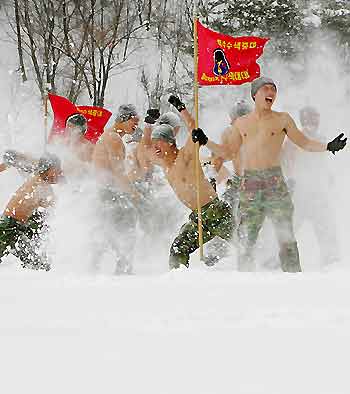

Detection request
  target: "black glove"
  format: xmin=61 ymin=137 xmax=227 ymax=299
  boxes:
xmin=327 ymin=133 xmax=347 ymax=155
xmin=192 ymin=128 xmax=208 ymax=146
xmin=168 ymin=95 xmax=186 ymax=112
xmin=144 ymin=108 xmax=160 ymax=124
xmin=3 ymin=149 xmax=18 ymax=166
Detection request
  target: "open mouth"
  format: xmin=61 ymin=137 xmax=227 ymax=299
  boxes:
xmin=265 ymin=97 xmax=273 ymax=104
xmin=155 ymin=148 xmax=161 ymax=155
xmin=132 ymin=125 xmax=137 ymax=131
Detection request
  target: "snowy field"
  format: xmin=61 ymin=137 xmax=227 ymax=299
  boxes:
xmin=0 ymin=263 xmax=350 ymax=394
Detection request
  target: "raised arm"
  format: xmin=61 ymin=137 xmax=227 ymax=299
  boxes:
xmin=284 ymin=113 xmax=347 ymax=154
xmin=168 ymin=95 xmax=195 ymax=132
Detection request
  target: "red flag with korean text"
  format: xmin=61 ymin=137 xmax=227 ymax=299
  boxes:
xmin=197 ymin=21 xmax=269 ymax=86
xmin=48 ymin=93 xmax=112 ymax=144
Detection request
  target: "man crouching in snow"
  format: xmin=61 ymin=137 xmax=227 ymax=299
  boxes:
xmin=150 ymin=123 xmax=235 ymax=269
xmin=0 ymin=153 xmax=63 ymax=270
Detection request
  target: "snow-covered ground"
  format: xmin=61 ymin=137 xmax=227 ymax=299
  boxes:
xmin=0 ymin=264 xmax=350 ymax=394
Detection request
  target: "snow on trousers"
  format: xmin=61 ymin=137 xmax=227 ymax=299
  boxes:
xmin=169 ymin=197 xmax=234 ymax=269
xmin=205 ymin=174 xmax=241 ymax=260
xmin=238 ymin=167 xmax=301 ymax=272
xmin=0 ymin=214 xmax=48 ymax=269
xmin=97 ymin=186 xmax=138 ymax=273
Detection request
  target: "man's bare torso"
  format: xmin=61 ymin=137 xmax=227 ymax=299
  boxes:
xmin=234 ymin=111 xmax=288 ymax=171
xmin=165 ymin=148 xmax=217 ymax=210
xmin=4 ymin=176 xmax=54 ymax=223
xmin=92 ymin=130 xmax=125 ymax=184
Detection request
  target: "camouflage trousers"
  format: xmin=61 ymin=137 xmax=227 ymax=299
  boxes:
xmin=237 ymin=167 xmax=301 ymax=272
xmin=169 ymin=197 xmax=234 ymax=269
xmin=95 ymin=186 xmax=138 ymax=274
xmin=204 ymin=174 xmax=241 ymax=264
xmin=0 ymin=215 xmax=49 ymax=270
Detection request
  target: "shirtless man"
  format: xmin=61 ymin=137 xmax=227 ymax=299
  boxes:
xmin=92 ymin=104 xmax=140 ymax=274
xmin=151 ymin=123 xmax=234 ymax=269
xmin=0 ymin=153 xmax=63 ymax=270
xmin=283 ymin=106 xmax=341 ymax=267
xmin=201 ymin=77 xmax=347 ymax=272
xmin=128 ymin=110 xmax=182 ymax=183
xmin=65 ymin=113 xmax=93 ymax=163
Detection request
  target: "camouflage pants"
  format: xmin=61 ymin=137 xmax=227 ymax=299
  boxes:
xmin=204 ymin=174 xmax=241 ymax=264
xmin=169 ymin=197 xmax=234 ymax=269
xmin=0 ymin=215 xmax=49 ymax=270
xmin=238 ymin=167 xmax=301 ymax=273
xmin=96 ymin=186 xmax=138 ymax=274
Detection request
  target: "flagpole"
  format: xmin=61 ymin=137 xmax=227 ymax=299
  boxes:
xmin=43 ymin=86 xmax=49 ymax=152
xmin=193 ymin=0 xmax=204 ymax=260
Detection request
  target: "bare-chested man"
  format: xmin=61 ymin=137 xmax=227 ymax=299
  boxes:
xmin=0 ymin=154 xmax=63 ymax=270
xmin=65 ymin=113 xmax=93 ymax=164
xmin=283 ymin=106 xmax=341 ymax=267
xmin=201 ymin=76 xmax=347 ymax=272
xmin=92 ymin=104 xmax=140 ymax=274
xmin=150 ymin=123 xmax=234 ymax=269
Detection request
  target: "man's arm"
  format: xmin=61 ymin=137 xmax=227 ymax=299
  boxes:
xmin=168 ymin=95 xmax=195 ymax=131
xmin=206 ymin=122 xmax=242 ymax=160
xmin=284 ymin=113 xmax=326 ymax=152
xmin=284 ymin=113 xmax=347 ymax=154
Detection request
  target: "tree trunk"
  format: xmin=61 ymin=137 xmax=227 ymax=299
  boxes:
xmin=14 ymin=0 xmax=27 ymax=82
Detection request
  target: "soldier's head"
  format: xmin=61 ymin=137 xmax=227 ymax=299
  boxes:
xmin=151 ymin=124 xmax=177 ymax=161
xmin=114 ymin=104 xmax=140 ymax=134
xmin=157 ymin=112 xmax=181 ymax=135
xmin=229 ymin=99 xmax=252 ymax=123
xmin=251 ymin=77 xmax=277 ymax=109
xmin=36 ymin=153 xmax=63 ymax=183
xmin=299 ymin=106 xmax=320 ymax=134
xmin=65 ymin=113 xmax=87 ymax=137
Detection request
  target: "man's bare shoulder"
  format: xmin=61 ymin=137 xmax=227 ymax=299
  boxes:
xmin=271 ymin=110 xmax=292 ymax=121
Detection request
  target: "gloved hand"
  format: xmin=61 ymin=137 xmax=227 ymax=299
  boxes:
xmin=327 ymin=133 xmax=347 ymax=155
xmin=168 ymin=95 xmax=186 ymax=112
xmin=3 ymin=149 xmax=18 ymax=166
xmin=192 ymin=128 xmax=208 ymax=146
xmin=144 ymin=108 xmax=160 ymax=124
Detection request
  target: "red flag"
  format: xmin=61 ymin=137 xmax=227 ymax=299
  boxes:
xmin=197 ymin=21 xmax=269 ymax=86
xmin=76 ymin=106 xmax=112 ymax=144
xmin=48 ymin=94 xmax=112 ymax=144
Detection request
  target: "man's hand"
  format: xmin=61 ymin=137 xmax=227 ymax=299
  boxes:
xmin=144 ymin=109 xmax=160 ymax=124
xmin=192 ymin=128 xmax=208 ymax=146
xmin=168 ymin=95 xmax=186 ymax=112
xmin=327 ymin=133 xmax=347 ymax=155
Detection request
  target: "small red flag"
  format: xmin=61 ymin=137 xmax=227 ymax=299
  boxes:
xmin=197 ymin=21 xmax=269 ymax=86
xmin=48 ymin=94 xmax=112 ymax=144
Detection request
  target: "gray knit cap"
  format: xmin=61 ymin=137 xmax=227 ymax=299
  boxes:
xmin=251 ymin=77 xmax=277 ymax=100
xmin=151 ymin=124 xmax=176 ymax=144
xmin=158 ymin=112 xmax=181 ymax=129
xmin=229 ymin=99 xmax=252 ymax=120
xmin=36 ymin=153 xmax=61 ymax=174
xmin=115 ymin=104 xmax=138 ymax=123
